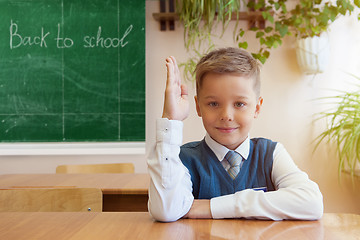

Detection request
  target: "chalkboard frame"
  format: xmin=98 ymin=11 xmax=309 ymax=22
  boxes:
xmin=0 ymin=142 xmax=145 ymax=155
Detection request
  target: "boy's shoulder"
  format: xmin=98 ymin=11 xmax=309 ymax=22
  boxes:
xmin=250 ymin=137 xmax=277 ymax=144
xmin=181 ymin=140 xmax=202 ymax=149
xmin=179 ymin=141 xmax=203 ymax=163
xmin=180 ymin=140 xmax=206 ymax=158
xmin=250 ymin=137 xmax=278 ymax=153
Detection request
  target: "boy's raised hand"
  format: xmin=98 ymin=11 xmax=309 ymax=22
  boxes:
xmin=162 ymin=56 xmax=189 ymax=121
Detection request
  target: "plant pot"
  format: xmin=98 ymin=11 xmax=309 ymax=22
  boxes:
xmin=295 ymin=34 xmax=330 ymax=74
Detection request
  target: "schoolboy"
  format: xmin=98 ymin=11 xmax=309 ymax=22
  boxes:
xmin=147 ymin=47 xmax=323 ymax=222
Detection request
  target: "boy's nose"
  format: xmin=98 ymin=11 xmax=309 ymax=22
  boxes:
xmin=220 ymin=107 xmax=233 ymax=121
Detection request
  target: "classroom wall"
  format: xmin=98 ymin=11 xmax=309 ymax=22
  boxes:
xmin=1 ymin=1 xmax=359 ymax=214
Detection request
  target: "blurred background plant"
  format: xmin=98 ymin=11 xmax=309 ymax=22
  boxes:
xmin=176 ymin=0 xmax=360 ymax=80
xmin=313 ymin=75 xmax=360 ymax=178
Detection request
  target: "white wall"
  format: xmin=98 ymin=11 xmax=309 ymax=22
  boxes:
xmin=1 ymin=1 xmax=359 ymax=214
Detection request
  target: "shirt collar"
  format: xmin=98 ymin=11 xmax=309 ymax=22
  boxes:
xmin=204 ymin=133 xmax=250 ymax=162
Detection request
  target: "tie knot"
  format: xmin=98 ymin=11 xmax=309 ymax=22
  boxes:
xmin=225 ymin=150 xmax=242 ymax=167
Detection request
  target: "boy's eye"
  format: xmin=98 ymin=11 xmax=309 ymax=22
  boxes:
xmin=208 ymin=102 xmax=218 ymax=107
xmin=235 ymin=102 xmax=245 ymax=108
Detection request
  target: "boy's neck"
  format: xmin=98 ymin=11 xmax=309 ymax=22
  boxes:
xmin=204 ymin=134 xmax=250 ymax=162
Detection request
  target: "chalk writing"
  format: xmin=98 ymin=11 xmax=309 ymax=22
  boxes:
xmin=83 ymin=25 xmax=133 ymax=48
xmin=9 ymin=20 xmax=133 ymax=49
xmin=10 ymin=20 xmax=50 ymax=49
xmin=55 ymin=23 xmax=74 ymax=48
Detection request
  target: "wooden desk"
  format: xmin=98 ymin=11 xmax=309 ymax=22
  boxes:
xmin=0 ymin=173 xmax=149 ymax=212
xmin=0 ymin=212 xmax=358 ymax=239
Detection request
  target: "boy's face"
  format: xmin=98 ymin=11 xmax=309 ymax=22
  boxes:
xmin=195 ymin=73 xmax=262 ymax=150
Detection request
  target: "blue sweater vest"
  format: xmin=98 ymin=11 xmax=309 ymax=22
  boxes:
xmin=179 ymin=138 xmax=277 ymax=199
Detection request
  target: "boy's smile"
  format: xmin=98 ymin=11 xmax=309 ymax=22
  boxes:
xmin=217 ymin=127 xmax=237 ymax=133
xmin=195 ymin=73 xmax=262 ymax=150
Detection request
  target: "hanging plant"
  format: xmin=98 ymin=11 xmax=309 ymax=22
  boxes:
xmin=175 ymin=0 xmax=360 ymax=80
xmin=176 ymin=0 xmax=242 ymax=50
xmin=175 ymin=0 xmax=242 ymax=80
xmin=239 ymin=0 xmax=359 ymax=63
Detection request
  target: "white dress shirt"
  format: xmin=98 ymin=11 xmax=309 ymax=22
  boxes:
xmin=147 ymin=118 xmax=323 ymax=222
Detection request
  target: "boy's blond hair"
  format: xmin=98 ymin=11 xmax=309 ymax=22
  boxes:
xmin=194 ymin=47 xmax=261 ymax=97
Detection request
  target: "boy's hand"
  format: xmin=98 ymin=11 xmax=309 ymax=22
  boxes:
xmin=183 ymin=199 xmax=212 ymax=219
xmin=162 ymin=56 xmax=189 ymax=121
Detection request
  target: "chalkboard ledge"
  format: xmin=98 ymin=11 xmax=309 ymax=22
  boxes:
xmin=0 ymin=142 xmax=145 ymax=156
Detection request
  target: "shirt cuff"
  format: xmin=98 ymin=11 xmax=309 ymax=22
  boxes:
xmin=210 ymin=194 xmax=237 ymax=219
xmin=156 ymin=118 xmax=183 ymax=145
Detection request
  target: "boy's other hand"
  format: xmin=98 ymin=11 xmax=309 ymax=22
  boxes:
xmin=162 ymin=56 xmax=189 ymax=121
xmin=183 ymin=199 xmax=212 ymax=219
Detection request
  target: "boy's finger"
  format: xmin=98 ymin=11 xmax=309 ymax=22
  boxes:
xmin=165 ymin=58 xmax=174 ymax=83
xmin=170 ymin=56 xmax=176 ymax=64
xmin=165 ymin=56 xmax=179 ymax=86
xmin=172 ymin=56 xmax=177 ymax=65
xmin=169 ymin=56 xmax=181 ymax=85
xmin=175 ymin=62 xmax=181 ymax=85
xmin=181 ymin=84 xmax=188 ymax=97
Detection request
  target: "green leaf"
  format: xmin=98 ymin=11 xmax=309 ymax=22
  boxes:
xmin=263 ymin=50 xmax=270 ymax=58
xmin=355 ymin=0 xmax=360 ymax=8
xmin=267 ymin=15 xmax=274 ymax=24
xmin=255 ymin=3 xmax=263 ymax=10
xmin=251 ymin=53 xmax=260 ymax=59
xmin=238 ymin=42 xmax=248 ymax=49
xmin=256 ymin=31 xmax=265 ymax=38
xmin=264 ymin=38 xmax=274 ymax=48
xmin=281 ymin=3 xmax=287 ymax=13
xmin=274 ymin=2 xmax=280 ymax=10
xmin=265 ymin=27 xmax=273 ymax=33
xmin=262 ymin=11 xmax=270 ymax=20
xmin=247 ymin=0 xmax=255 ymax=9
xmin=275 ymin=22 xmax=288 ymax=37
xmin=251 ymin=52 xmax=267 ymax=64
xmin=239 ymin=29 xmax=245 ymax=37
xmin=258 ymin=55 xmax=267 ymax=64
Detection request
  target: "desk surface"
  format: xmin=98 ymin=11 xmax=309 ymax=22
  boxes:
xmin=0 ymin=173 xmax=149 ymax=194
xmin=0 ymin=212 xmax=358 ymax=240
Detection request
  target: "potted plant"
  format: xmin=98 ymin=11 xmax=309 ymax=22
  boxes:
xmin=280 ymin=0 xmax=356 ymax=74
xmin=240 ymin=0 xmax=358 ymax=69
xmin=313 ymin=76 xmax=360 ymax=177
xmin=174 ymin=0 xmax=360 ymax=78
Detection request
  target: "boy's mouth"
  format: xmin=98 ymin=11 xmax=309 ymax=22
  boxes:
xmin=216 ymin=127 xmax=237 ymax=133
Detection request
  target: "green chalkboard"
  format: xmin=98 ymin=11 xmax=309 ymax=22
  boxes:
xmin=0 ymin=0 xmax=145 ymax=142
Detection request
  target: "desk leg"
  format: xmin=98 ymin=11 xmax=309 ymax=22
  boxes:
xmin=102 ymin=194 xmax=148 ymax=212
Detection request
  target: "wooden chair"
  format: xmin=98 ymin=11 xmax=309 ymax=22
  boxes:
xmin=0 ymin=188 xmax=102 ymax=212
xmin=56 ymin=163 xmax=135 ymax=174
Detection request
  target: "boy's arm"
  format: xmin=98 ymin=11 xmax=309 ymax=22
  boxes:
xmin=147 ymin=56 xmax=194 ymax=222
xmin=210 ymin=143 xmax=323 ymax=220
xmin=147 ymin=119 xmax=194 ymax=222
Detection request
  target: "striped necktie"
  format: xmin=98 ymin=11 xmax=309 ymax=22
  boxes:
xmin=225 ymin=150 xmax=242 ymax=180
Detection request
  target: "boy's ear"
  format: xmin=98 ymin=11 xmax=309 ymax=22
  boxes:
xmin=194 ymin=96 xmax=202 ymax=117
xmin=254 ymin=97 xmax=263 ymax=118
